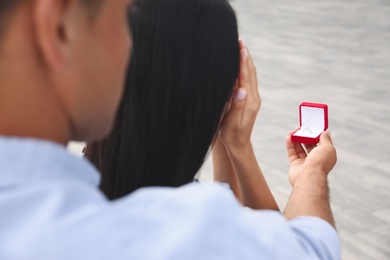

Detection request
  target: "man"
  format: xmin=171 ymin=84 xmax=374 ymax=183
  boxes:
xmin=0 ymin=0 xmax=340 ymax=259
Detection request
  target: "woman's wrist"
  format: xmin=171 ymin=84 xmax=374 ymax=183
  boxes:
xmin=222 ymin=140 xmax=253 ymax=157
xmin=221 ymin=139 xmax=253 ymax=153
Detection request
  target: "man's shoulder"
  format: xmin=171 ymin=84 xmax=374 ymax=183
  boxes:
xmin=108 ymin=182 xmax=247 ymax=233
xmin=106 ymin=183 xmax=297 ymax=257
xmin=0 ymin=178 xmax=339 ymax=259
xmin=115 ymin=182 xmax=284 ymax=227
xmin=120 ymin=182 xmax=241 ymax=213
xmin=120 ymin=184 xmax=340 ymax=260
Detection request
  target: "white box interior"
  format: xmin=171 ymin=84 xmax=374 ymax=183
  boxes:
xmin=293 ymin=106 xmax=325 ymax=138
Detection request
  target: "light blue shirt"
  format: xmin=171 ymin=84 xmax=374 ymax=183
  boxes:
xmin=0 ymin=137 xmax=340 ymax=259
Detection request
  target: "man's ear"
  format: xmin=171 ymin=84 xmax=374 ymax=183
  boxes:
xmin=33 ymin=0 xmax=76 ymax=69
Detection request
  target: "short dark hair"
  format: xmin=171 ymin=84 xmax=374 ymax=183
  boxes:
xmin=0 ymin=0 xmax=19 ymax=12
xmin=0 ymin=0 xmax=20 ymax=14
xmin=80 ymin=0 xmax=104 ymax=16
xmin=0 ymin=0 xmax=102 ymax=36
xmin=86 ymin=0 xmax=240 ymax=200
xmin=0 ymin=0 xmax=20 ymax=37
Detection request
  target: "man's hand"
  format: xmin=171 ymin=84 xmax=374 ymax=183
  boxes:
xmin=287 ymin=130 xmax=337 ymax=187
xmin=284 ymin=130 xmax=337 ymax=227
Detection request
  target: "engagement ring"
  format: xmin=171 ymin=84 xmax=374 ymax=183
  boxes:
xmin=302 ymin=126 xmax=312 ymax=133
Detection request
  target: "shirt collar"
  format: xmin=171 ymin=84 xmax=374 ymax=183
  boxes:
xmin=0 ymin=136 xmax=100 ymax=187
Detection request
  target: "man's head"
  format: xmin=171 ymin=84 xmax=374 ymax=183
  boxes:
xmin=0 ymin=0 xmax=132 ymax=143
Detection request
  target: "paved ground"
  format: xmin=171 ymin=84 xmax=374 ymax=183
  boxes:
xmin=69 ymin=0 xmax=390 ymax=259
xmin=197 ymin=0 xmax=390 ymax=259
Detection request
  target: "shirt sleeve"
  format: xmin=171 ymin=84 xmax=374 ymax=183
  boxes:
xmin=120 ymin=184 xmax=341 ymax=260
xmin=288 ymin=217 xmax=341 ymax=260
xmin=228 ymin=203 xmax=340 ymax=260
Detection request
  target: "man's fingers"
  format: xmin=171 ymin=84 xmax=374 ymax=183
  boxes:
xmin=286 ymin=134 xmax=299 ymax=163
xmin=287 ymin=130 xmax=296 ymax=136
xmin=286 ymin=134 xmax=307 ymax=162
xmin=295 ymin=142 xmax=307 ymax=158
xmin=287 ymin=130 xmax=308 ymax=159
xmin=304 ymin=144 xmax=316 ymax=154
xmin=320 ymin=130 xmax=333 ymax=146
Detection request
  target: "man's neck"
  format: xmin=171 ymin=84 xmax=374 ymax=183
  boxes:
xmin=0 ymin=90 xmax=71 ymax=146
xmin=0 ymin=5 xmax=72 ymax=146
xmin=0 ymin=61 xmax=71 ymax=146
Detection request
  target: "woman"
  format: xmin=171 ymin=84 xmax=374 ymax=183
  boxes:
xmin=86 ymin=0 xmax=278 ymax=211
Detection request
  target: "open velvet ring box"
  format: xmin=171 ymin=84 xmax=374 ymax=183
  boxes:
xmin=291 ymin=102 xmax=328 ymax=145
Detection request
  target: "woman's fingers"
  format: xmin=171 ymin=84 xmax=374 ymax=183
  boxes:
xmin=221 ymin=88 xmax=247 ymax=129
xmin=248 ymin=52 xmax=259 ymax=99
xmin=239 ymin=39 xmax=259 ymax=101
xmin=219 ymin=39 xmax=261 ymax=147
xmin=230 ymin=88 xmax=248 ymax=114
xmin=238 ymin=39 xmax=260 ymax=117
xmin=239 ymin=50 xmax=250 ymax=89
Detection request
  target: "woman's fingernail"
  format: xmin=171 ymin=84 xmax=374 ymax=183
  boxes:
xmin=236 ymin=88 xmax=247 ymax=100
xmin=241 ymin=38 xmax=247 ymax=47
xmin=242 ymin=48 xmax=248 ymax=59
xmin=326 ymin=129 xmax=332 ymax=137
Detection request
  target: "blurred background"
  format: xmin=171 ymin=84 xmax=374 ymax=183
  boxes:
xmin=200 ymin=0 xmax=390 ymax=259
xmin=69 ymin=0 xmax=390 ymax=259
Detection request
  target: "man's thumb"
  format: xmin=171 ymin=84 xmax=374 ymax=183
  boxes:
xmin=320 ymin=130 xmax=333 ymax=145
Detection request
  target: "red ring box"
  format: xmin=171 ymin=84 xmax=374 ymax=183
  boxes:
xmin=291 ymin=102 xmax=328 ymax=145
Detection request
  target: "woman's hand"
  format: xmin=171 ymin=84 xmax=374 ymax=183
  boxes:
xmin=219 ymin=39 xmax=260 ymax=148
xmin=213 ymin=39 xmax=279 ymax=211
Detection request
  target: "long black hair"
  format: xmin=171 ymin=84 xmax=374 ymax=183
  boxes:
xmin=86 ymin=0 xmax=240 ymax=200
